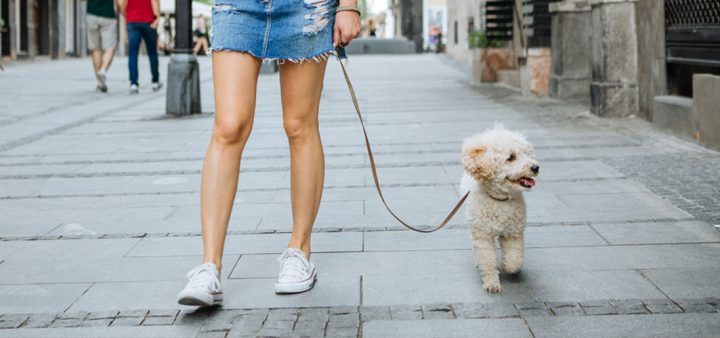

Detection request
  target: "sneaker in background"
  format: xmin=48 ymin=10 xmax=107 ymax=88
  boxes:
xmin=129 ymin=84 xmax=139 ymax=94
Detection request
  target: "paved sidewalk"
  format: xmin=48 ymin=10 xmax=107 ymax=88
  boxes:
xmin=0 ymin=54 xmax=719 ymax=337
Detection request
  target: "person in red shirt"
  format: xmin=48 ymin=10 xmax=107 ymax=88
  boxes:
xmin=117 ymin=0 xmax=162 ymax=94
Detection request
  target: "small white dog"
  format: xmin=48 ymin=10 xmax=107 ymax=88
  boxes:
xmin=460 ymin=125 xmax=539 ymax=293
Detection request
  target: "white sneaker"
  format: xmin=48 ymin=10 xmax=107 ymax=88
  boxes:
xmin=274 ymin=248 xmax=317 ymax=294
xmin=129 ymin=84 xmax=139 ymax=94
xmin=96 ymin=70 xmax=107 ymax=93
xmin=177 ymin=263 xmax=223 ymax=306
xmin=152 ymin=82 xmax=163 ymax=92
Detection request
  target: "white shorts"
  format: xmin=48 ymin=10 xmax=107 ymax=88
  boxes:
xmin=87 ymin=14 xmax=117 ymax=50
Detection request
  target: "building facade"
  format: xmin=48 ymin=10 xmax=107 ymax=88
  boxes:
xmin=0 ymin=0 xmax=93 ymax=61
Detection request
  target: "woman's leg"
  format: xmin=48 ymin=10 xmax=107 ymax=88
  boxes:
xmin=201 ymin=52 xmax=262 ymax=272
xmin=279 ymin=59 xmax=328 ymax=257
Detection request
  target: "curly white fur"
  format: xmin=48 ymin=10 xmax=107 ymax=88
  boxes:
xmin=460 ymin=125 xmax=539 ymax=293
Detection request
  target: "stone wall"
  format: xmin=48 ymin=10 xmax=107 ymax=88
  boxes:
xmin=692 ymin=74 xmax=720 ymax=151
xmin=589 ymin=0 xmax=639 ymax=118
xmin=549 ymin=1 xmax=592 ymax=102
xmin=635 ymin=0 xmax=667 ymax=120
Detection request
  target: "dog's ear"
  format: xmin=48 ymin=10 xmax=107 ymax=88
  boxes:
xmin=462 ymin=145 xmax=494 ymax=181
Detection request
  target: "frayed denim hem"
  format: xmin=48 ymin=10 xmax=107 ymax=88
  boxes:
xmin=208 ymin=47 xmax=335 ymax=64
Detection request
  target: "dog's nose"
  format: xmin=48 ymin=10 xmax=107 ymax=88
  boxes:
xmin=531 ymin=165 xmax=539 ymax=174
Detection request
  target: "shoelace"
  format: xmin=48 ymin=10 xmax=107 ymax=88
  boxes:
xmin=277 ymin=249 xmax=309 ymax=280
xmin=186 ymin=264 xmax=219 ymax=291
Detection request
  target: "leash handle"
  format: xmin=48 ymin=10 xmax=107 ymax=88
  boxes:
xmin=335 ymin=54 xmax=469 ymax=233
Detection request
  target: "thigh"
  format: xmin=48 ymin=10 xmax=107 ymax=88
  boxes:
xmin=86 ymin=16 xmax=101 ymax=50
xmin=279 ymin=60 xmax=328 ymax=121
xmin=212 ymin=52 xmax=263 ymax=129
xmin=99 ymin=18 xmax=117 ymax=50
xmin=140 ymin=24 xmax=157 ymax=49
xmin=127 ymin=24 xmax=141 ymax=50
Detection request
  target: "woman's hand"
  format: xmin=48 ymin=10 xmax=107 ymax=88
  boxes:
xmin=333 ymin=10 xmax=361 ymax=48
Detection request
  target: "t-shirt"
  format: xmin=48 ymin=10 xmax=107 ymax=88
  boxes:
xmin=126 ymin=0 xmax=155 ymax=23
xmin=87 ymin=0 xmax=116 ymax=19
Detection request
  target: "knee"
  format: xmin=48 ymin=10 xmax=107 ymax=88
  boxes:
xmin=212 ymin=118 xmax=252 ymax=146
xmin=283 ymin=115 xmax=319 ymax=143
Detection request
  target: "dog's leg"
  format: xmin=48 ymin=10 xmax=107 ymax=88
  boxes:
xmin=500 ymin=233 xmax=524 ymax=274
xmin=472 ymin=233 xmax=502 ymax=293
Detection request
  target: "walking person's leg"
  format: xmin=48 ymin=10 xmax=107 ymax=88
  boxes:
xmin=177 ymin=51 xmax=262 ymax=306
xmin=98 ymin=17 xmax=118 ymax=73
xmin=87 ymin=15 xmax=106 ymax=92
xmin=126 ymin=23 xmax=141 ymax=93
xmin=96 ymin=17 xmax=118 ymax=93
xmin=140 ymin=24 xmax=161 ymax=90
xmin=273 ymin=59 xmax=328 ymax=294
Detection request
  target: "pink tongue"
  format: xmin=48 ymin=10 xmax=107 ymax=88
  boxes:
xmin=519 ymin=177 xmax=536 ymax=187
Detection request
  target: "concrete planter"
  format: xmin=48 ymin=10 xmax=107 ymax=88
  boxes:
xmin=471 ymin=48 xmax=514 ymax=83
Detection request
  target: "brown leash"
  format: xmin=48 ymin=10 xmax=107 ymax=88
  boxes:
xmin=336 ymin=56 xmax=470 ymax=233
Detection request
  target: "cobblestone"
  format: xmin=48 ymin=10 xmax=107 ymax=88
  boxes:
xmin=421 ymin=303 xmax=456 ymax=319
xmin=0 ymin=314 xmax=28 ymax=329
xmin=547 ymin=302 xmax=585 ymax=316
xmin=605 ymin=153 xmax=720 ymax=226
xmin=580 ymin=300 xmax=617 ymax=315
xmin=453 ymin=303 xmax=519 ymax=318
xmin=676 ymin=299 xmax=719 ymax=313
xmin=515 ymin=302 xmax=551 ymax=317
xmin=610 ymin=299 xmax=649 ymax=315
xmin=21 ymin=314 xmax=55 ymax=328
xmin=110 ymin=316 xmax=145 ymax=326
xmin=86 ymin=310 xmax=119 ymax=320
xmin=389 ymin=304 xmax=423 ymax=320
xmin=360 ymin=306 xmax=392 ymax=321
xmin=48 ymin=318 xmax=81 ymax=328
xmin=78 ymin=318 xmax=113 ymax=327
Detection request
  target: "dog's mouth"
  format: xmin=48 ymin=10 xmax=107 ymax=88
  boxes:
xmin=511 ymin=177 xmax=536 ymax=189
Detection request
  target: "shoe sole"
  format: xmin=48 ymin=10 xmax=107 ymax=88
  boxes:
xmin=177 ymin=291 xmax=223 ymax=307
xmin=274 ymin=273 xmax=317 ymax=294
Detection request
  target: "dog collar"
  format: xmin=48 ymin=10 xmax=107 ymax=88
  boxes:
xmin=486 ymin=191 xmax=510 ymax=202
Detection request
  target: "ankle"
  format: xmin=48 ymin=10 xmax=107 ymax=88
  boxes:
xmin=203 ymin=259 xmax=222 ymax=272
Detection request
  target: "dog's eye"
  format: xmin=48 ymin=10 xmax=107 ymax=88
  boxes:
xmin=507 ymin=153 xmax=516 ymax=162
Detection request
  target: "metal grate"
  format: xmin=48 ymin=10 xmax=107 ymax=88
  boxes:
xmin=484 ymin=0 xmax=514 ymax=41
xmin=521 ymin=0 xmax=557 ymax=47
xmin=665 ymin=0 xmax=720 ymax=67
xmin=665 ymin=0 xmax=720 ymax=27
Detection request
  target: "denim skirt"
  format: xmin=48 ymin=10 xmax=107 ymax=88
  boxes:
xmin=211 ymin=0 xmax=338 ymax=62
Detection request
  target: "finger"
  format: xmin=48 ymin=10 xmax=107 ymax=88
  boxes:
xmin=342 ymin=31 xmax=354 ymax=44
xmin=333 ymin=26 xmax=341 ymax=48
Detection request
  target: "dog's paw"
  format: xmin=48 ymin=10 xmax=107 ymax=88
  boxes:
xmin=503 ymin=261 xmax=522 ymax=274
xmin=482 ymin=278 xmax=502 ymax=294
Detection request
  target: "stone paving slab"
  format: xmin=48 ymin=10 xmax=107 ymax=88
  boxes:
xmin=68 ymin=281 xmax=193 ymax=313
xmin=642 ymin=269 xmax=720 ymax=300
xmin=1 ymin=238 xmax=140 ymax=260
xmin=592 ymin=220 xmax=720 ymax=245
xmin=362 ymin=270 xmax=664 ymax=306
xmin=362 ymin=226 xmax=608 ymax=252
xmin=219 ymin=277 xmax=360 ymax=309
xmin=0 ymin=284 xmax=91 ymax=314
xmin=362 ymin=318 xmax=532 ymax=338
xmin=0 ymin=256 xmax=239 ymax=284
xmin=126 ymin=232 xmax=363 ymax=257
xmin=524 ymin=313 xmax=720 ymax=338
xmin=0 ymin=325 xmax=200 ymax=337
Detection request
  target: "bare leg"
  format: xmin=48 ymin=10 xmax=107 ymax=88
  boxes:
xmin=472 ymin=233 xmax=502 ymax=293
xmin=279 ymin=59 xmax=328 ymax=257
xmin=500 ymin=233 xmax=524 ymax=273
xmin=201 ymin=52 xmax=262 ymax=272
xmin=91 ymin=50 xmax=102 ymax=73
xmin=100 ymin=48 xmax=115 ymax=72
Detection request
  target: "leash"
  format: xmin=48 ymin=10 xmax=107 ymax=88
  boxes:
xmin=334 ymin=51 xmax=470 ymax=233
